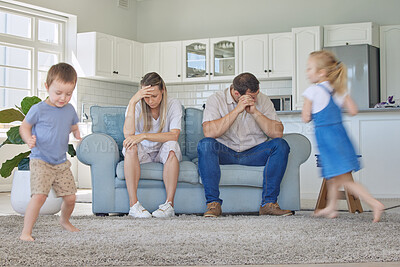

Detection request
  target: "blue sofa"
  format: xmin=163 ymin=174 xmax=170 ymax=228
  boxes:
xmin=77 ymin=106 xmax=311 ymax=215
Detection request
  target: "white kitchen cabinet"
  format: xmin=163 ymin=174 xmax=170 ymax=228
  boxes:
xmin=160 ymin=41 xmax=182 ymax=83
xmin=380 ymin=25 xmax=400 ymax=101
xmin=182 ymin=39 xmax=210 ymax=82
xmin=324 ymin=22 xmax=380 ymax=47
xmin=182 ymin=37 xmax=238 ymax=82
xmin=239 ymin=33 xmax=292 ymax=79
xmin=143 ymin=42 xmax=160 ymax=74
xmin=77 ymin=32 xmax=134 ymax=82
xmin=132 ymin=41 xmax=144 ymax=83
xmin=292 ymin=26 xmax=323 ymax=110
xmin=268 ymin=33 xmax=293 ymax=78
xmin=210 ymin=36 xmax=238 ymax=81
xmin=239 ymin=34 xmax=268 ymax=78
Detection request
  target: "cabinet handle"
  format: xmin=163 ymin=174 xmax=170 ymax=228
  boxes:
xmin=269 ymin=70 xmax=272 ymax=73
xmin=178 ymin=74 xmax=181 ymax=77
xmin=264 ymin=70 xmax=268 ymax=73
xmin=210 ymin=72 xmax=213 ymax=75
xmin=113 ymin=71 xmax=119 ymax=74
xmin=206 ymin=73 xmax=208 ymax=75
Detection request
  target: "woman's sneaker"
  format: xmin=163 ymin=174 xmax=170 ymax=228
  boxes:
xmin=129 ymin=201 xmax=152 ymax=218
xmin=152 ymin=201 xmax=175 ymax=218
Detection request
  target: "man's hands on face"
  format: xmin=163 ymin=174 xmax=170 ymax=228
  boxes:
xmin=236 ymin=95 xmax=256 ymax=114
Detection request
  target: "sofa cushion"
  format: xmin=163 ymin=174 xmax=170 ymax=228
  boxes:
xmin=197 ymin=164 xmax=265 ymax=188
xmin=185 ymin=108 xmax=205 ymax=160
xmin=90 ymin=106 xmax=126 ymax=159
xmin=116 ymin=160 xmax=199 ymax=184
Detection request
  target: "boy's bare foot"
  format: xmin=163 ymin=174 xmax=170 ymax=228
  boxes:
xmin=371 ymin=201 xmax=385 ymax=223
xmin=20 ymin=233 xmax=34 ymax=241
xmin=60 ymin=220 xmax=80 ymax=232
xmin=313 ymin=208 xmax=338 ymax=219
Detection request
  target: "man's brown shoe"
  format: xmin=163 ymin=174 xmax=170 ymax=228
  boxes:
xmin=259 ymin=202 xmax=293 ymax=216
xmin=204 ymin=202 xmax=222 ymax=217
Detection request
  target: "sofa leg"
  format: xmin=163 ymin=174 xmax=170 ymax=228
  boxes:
xmin=95 ymin=213 xmax=109 ymax=217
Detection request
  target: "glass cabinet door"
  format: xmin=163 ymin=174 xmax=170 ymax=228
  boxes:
xmin=213 ymin=40 xmax=236 ymax=77
xmin=185 ymin=42 xmax=207 ymax=79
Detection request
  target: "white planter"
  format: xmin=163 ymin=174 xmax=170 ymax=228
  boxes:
xmin=10 ymin=170 xmax=63 ymax=215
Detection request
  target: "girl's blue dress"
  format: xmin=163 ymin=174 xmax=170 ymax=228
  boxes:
xmin=312 ymin=84 xmax=361 ymax=179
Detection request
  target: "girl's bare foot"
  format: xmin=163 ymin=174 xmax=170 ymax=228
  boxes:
xmin=371 ymin=201 xmax=385 ymax=223
xmin=60 ymin=220 xmax=80 ymax=232
xmin=20 ymin=233 xmax=34 ymax=241
xmin=313 ymin=208 xmax=338 ymax=219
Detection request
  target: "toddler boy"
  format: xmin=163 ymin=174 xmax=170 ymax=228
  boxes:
xmin=19 ymin=62 xmax=81 ymax=241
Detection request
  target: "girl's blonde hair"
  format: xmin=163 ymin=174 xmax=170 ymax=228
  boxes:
xmin=310 ymin=50 xmax=348 ymax=95
xmin=139 ymin=72 xmax=168 ymax=133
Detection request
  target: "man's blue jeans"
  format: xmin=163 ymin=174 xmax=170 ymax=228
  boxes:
xmin=197 ymin=137 xmax=290 ymax=206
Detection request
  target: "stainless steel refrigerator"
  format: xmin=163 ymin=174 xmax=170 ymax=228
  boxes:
xmin=324 ymin=44 xmax=380 ymax=109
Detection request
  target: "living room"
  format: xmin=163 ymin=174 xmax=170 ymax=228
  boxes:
xmin=0 ymin=0 xmax=400 ymax=266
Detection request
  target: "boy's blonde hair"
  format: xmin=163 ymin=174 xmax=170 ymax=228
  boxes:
xmin=310 ymin=50 xmax=348 ymax=95
xmin=139 ymin=72 xmax=168 ymax=133
xmin=46 ymin=62 xmax=77 ymax=87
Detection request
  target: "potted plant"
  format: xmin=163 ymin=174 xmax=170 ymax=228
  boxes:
xmin=0 ymin=96 xmax=76 ymax=214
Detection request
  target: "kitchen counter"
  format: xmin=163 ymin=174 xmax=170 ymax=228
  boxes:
xmin=277 ymin=107 xmax=400 ymax=115
xmin=278 ymin=109 xmax=400 ymax=199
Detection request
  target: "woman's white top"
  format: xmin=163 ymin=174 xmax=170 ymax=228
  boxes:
xmin=129 ymin=98 xmax=182 ymax=153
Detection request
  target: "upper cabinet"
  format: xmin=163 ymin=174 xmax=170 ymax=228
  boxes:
xmin=182 ymin=37 xmax=238 ymax=82
xmin=292 ymin=26 xmax=323 ymax=110
xmin=182 ymin=39 xmax=210 ymax=82
xmin=210 ymin=37 xmax=239 ymax=81
xmin=239 ymin=32 xmax=292 ymax=79
xmin=143 ymin=41 xmax=182 ymax=84
xmin=77 ymin=32 xmax=134 ymax=82
xmin=132 ymin=41 xmax=144 ymax=83
xmin=380 ymin=25 xmax=400 ymax=101
xmin=143 ymin=42 xmax=160 ymax=75
xmin=160 ymin=41 xmax=182 ymax=83
xmin=324 ymin=22 xmax=380 ymax=47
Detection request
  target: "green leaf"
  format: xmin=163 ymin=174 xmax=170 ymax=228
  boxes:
xmin=7 ymin=126 xmax=24 ymax=144
xmin=68 ymin=144 xmax=76 ymax=157
xmin=0 ymin=151 xmax=30 ymax=178
xmin=0 ymin=108 xmax=25 ymax=123
xmin=15 ymin=105 xmax=24 ymax=114
xmin=0 ymin=138 xmax=12 ymax=148
xmin=21 ymin=96 xmax=41 ymax=115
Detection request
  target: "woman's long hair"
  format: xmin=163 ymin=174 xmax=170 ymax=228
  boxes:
xmin=139 ymin=72 xmax=168 ymax=133
xmin=310 ymin=50 xmax=348 ymax=95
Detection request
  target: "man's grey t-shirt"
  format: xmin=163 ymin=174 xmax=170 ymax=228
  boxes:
xmin=25 ymin=101 xmax=79 ymax=165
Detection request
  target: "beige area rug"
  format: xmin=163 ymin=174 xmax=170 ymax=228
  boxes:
xmin=1 ymin=211 xmax=399 ymax=266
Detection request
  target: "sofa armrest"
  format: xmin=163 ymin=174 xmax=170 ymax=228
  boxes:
xmin=282 ymin=133 xmax=311 ymax=166
xmin=279 ymin=133 xmax=311 ymax=210
xmin=77 ymin=133 xmax=120 ymax=213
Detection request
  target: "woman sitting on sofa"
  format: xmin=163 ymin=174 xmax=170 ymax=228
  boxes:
xmin=123 ymin=72 xmax=182 ymax=218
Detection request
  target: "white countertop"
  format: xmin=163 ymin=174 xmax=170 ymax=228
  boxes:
xmin=277 ymin=107 xmax=400 ymax=115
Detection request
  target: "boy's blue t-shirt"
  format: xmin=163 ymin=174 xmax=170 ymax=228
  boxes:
xmin=25 ymin=101 xmax=79 ymax=165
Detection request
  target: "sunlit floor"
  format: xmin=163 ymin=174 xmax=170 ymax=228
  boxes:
xmin=1 ymin=190 xmax=399 ymax=267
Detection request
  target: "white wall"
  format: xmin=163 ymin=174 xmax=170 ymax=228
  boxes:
xmin=15 ymin=0 xmax=400 ymax=43
xmin=136 ymin=0 xmax=400 ymax=42
xmin=15 ymin=0 xmax=138 ymax=40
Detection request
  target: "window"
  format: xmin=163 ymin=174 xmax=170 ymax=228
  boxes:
xmin=0 ymin=5 xmax=67 ymax=110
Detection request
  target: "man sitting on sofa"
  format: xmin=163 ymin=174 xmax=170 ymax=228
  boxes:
xmin=197 ymin=72 xmax=293 ymax=217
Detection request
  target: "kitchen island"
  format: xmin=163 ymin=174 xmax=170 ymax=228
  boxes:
xmin=279 ymin=108 xmax=400 ymax=199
